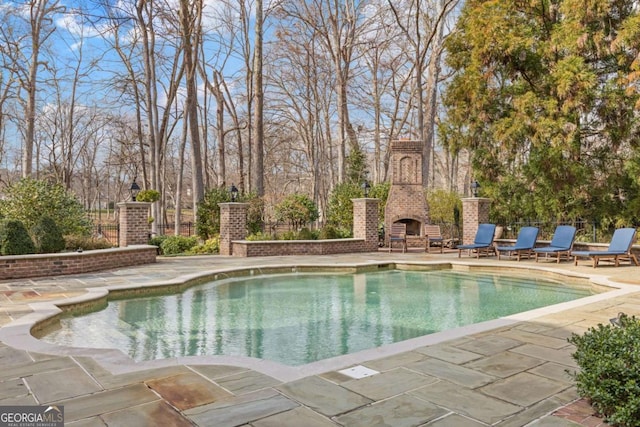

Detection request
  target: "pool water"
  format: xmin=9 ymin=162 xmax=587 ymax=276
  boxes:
xmin=40 ymin=270 xmax=591 ymax=366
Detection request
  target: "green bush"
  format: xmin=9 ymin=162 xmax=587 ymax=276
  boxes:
xmin=160 ymin=236 xmax=198 ymax=255
xmin=196 ymin=188 xmax=264 ymax=240
xmin=325 ymin=181 xmax=390 ymax=234
xmin=0 ymin=178 xmax=92 ymax=236
xmin=31 ymin=216 xmax=65 ymax=254
xmin=279 ymin=230 xmax=298 ymax=240
xmin=135 ymin=189 xmax=161 ymax=202
xmin=568 ymin=313 xmax=640 ymax=426
xmin=187 ymin=236 xmax=220 ymax=254
xmin=0 ymin=220 xmax=36 ymax=255
xmin=246 ymin=231 xmax=274 ymax=241
xmin=64 ymin=235 xmax=114 ymax=251
xmin=274 ymin=193 xmax=319 ymax=230
xmin=296 ymin=227 xmax=317 ymax=240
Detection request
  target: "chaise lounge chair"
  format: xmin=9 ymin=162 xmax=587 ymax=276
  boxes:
xmin=533 ymin=225 xmax=577 ymax=263
xmin=572 ymin=227 xmax=639 ymax=268
xmin=458 ymin=223 xmax=497 ymax=258
xmin=496 ymin=226 xmax=540 ymax=261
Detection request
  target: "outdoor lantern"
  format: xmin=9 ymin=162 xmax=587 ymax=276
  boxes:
xmin=230 ymin=184 xmax=239 ymax=202
xmin=362 ymin=181 xmax=371 ymax=197
xmin=471 ymin=180 xmax=480 ymax=197
xmin=130 ymin=179 xmax=141 ymax=202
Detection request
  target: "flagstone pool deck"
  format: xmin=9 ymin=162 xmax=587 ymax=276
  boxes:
xmin=1 ymin=249 xmax=638 ymax=426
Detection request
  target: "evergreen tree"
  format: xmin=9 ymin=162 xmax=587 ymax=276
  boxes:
xmin=442 ymin=0 xmax=640 ymax=225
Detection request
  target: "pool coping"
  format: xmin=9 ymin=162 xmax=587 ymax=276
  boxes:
xmin=0 ymin=260 xmax=636 ymax=383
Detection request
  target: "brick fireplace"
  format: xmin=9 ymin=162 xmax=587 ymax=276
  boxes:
xmin=384 ymin=139 xmax=430 ymax=247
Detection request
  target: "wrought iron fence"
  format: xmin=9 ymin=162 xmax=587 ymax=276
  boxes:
xmin=93 ymin=222 xmax=196 ymax=245
xmin=93 ymin=223 xmax=119 ymax=244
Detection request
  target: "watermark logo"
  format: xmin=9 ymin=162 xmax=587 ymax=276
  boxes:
xmin=0 ymin=406 xmax=64 ymax=427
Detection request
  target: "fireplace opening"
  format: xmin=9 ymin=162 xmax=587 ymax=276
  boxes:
xmin=397 ymin=219 xmax=422 ymax=236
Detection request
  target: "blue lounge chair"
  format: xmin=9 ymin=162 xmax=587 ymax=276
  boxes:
xmin=496 ymin=226 xmax=540 ymax=261
xmin=458 ymin=223 xmax=497 ymax=258
xmin=572 ymin=228 xmax=639 ymax=268
xmin=533 ymin=225 xmax=577 ymax=263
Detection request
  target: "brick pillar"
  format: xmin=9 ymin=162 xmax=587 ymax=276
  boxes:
xmin=219 ymin=203 xmax=248 ymax=256
xmin=352 ymin=198 xmax=379 ymax=251
xmin=117 ymin=202 xmax=151 ymax=247
xmin=461 ymin=198 xmax=491 ymax=245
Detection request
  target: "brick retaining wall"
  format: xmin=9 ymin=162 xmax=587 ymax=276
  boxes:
xmin=0 ymin=246 xmax=157 ymax=280
xmin=232 ymin=239 xmax=371 ymax=257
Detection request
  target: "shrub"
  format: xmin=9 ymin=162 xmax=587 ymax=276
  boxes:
xmin=64 ymin=235 xmax=114 ymax=251
xmin=31 ymin=216 xmax=65 ymax=254
xmin=135 ymin=189 xmax=161 ymax=202
xmin=568 ymin=313 xmax=640 ymax=426
xmin=0 ymin=178 xmax=92 ymax=236
xmin=325 ymin=181 xmax=389 ymax=234
xmin=297 ymin=227 xmax=317 ymax=240
xmin=279 ymin=230 xmax=298 ymax=240
xmin=246 ymin=231 xmax=273 ymax=241
xmin=187 ymin=237 xmax=220 ymax=254
xmin=196 ymin=188 xmax=264 ymax=240
xmin=427 ymin=189 xmax=462 ymax=224
xmin=160 ymin=235 xmax=198 ymax=255
xmin=274 ymin=193 xmax=319 ymax=230
xmin=0 ymin=220 xmax=36 ymax=255
xmin=149 ymin=235 xmax=169 ymax=254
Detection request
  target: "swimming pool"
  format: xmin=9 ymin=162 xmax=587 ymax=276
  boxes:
xmin=39 ymin=269 xmax=592 ymax=366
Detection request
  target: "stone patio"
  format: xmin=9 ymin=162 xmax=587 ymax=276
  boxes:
xmin=1 ymin=250 xmax=638 ymax=426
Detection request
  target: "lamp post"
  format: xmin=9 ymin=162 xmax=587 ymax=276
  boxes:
xmin=130 ymin=179 xmax=141 ymax=202
xmin=471 ymin=180 xmax=480 ymax=198
xmin=361 ymin=181 xmax=371 ymax=197
xmin=230 ymin=183 xmax=239 ymax=202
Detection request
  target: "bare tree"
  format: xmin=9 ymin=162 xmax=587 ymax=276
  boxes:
xmin=387 ymin=0 xmax=459 ymax=186
xmin=2 ymin=0 xmax=64 ymax=177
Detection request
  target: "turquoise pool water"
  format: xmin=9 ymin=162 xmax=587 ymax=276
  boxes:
xmin=40 ymin=270 xmax=591 ymax=366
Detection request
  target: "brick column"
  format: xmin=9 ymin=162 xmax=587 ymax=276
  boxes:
xmin=219 ymin=202 xmax=248 ymax=256
xmin=117 ymin=202 xmax=151 ymax=247
xmin=352 ymin=198 xmax=379 ymax=252
xmin=461 ymin=198 xmax=491 ymax=245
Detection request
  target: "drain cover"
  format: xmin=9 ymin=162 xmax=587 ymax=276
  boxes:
xmin=338 ymin=365 xmax=380 ymax=379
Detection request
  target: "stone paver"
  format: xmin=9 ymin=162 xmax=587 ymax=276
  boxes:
xmin=341 ymin=367 xmax=438 ymax=400
xmin=511 ymin=343 xmax=579 ymax=368
xmin=427 ymin=413 xmax=487 ymax=426
xmin=58 ymin=383 xmax=160 ymax=422
xmin=480 ymin=372 xmax=569 ymax=407
xmin=251 ymin=406 xmax=337 ymax=427
xmin=213 ymin=370 xmax=280 ymax=395
xmin=0 ymin=251 xmax=638 ymax=426
xmin=0 ymin=378 xmax=28 ymax=400
xmin=335 ymin=394 xmax=447 ymax=427
xmin=465 ymin=350 xmax=545 ymax=378
xmin=276 ymin=376 xmax=372 ymax=417
xmin=145 ymin=372 xmax=233 ymax=410
xmin=24 ymin=366 xmax=102 ymax=403
xmin=410 ymin=380 xmax=522 ymax=424
xmin=184 ymin=389 xmax=298 ymax=427
xmin=415 ymin=344 xmax=483 ymax=364
xmin=99 ymin=400 xmax=192 ymax=427
xmin=455 ymin=335 xmax=524 ymax=356
xmin=407 ymin=357 xmax=496 ymax=388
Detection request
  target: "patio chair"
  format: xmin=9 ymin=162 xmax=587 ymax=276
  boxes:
xmin=533 ymin=225 xmax=577 ymax=263
xmin=388 ymin=222 xmax=407 ymax=253
xmin=496 ymin=226 xmax=540 ymax=261
xmin=458 ymin=223 xmax=497 ymax=258
xmin=424 ymin=224 xmax=444 ymax=253
xmin=572 ymin=228 xmax=639 ymax=268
